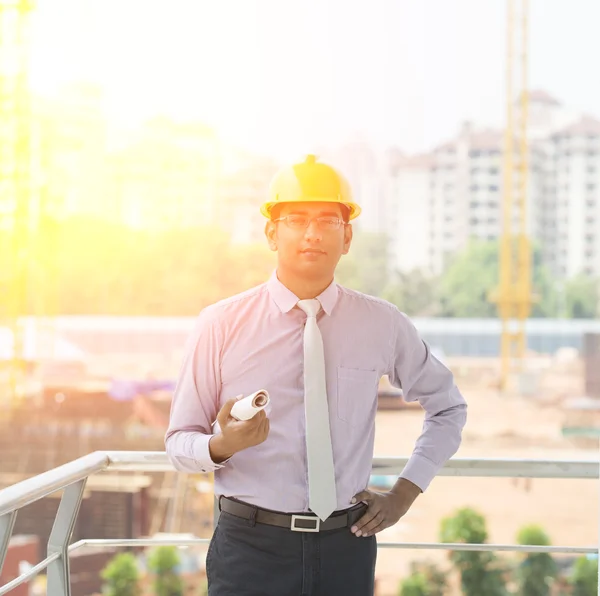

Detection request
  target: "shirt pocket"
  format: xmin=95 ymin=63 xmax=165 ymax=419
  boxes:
xmin=336 ymin=366 xmax=379 ymax=428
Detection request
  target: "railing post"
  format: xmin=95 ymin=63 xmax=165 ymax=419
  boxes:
xmin=46 ymin=479 xmax=87 ymax=596
xmin=0 ymin=511 xmax=17 ymax=577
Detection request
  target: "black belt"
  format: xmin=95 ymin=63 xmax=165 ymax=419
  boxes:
xmin=219 ymin=496 xmax=367 ymax=533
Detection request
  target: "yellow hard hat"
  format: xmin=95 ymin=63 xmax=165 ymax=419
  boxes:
xmin=261 ymin=154 xmax=361 ymax=220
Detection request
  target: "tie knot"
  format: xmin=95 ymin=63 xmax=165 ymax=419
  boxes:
xmin=297 ymin=299 xmax=321 ymax=318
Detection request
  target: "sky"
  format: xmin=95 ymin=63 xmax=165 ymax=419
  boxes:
xmin=28 ymin=0 xmax=600 ymax=161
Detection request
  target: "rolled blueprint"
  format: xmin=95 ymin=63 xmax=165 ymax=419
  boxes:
xmin=230 ymin=389 xmax=270 ymax=421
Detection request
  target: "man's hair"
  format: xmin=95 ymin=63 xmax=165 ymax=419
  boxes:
xmin=270 ymin=203 xmax=350 ymax=224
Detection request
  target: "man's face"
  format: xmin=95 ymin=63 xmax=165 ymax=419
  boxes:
xmin=265 ymin=202 xmax=353 ymax=279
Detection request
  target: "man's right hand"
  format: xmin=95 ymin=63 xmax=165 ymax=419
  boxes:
xmin=209 ymin=396 xmax=270 ymax=463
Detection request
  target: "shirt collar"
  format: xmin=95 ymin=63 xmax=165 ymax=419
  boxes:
xmin=267 ymin=270 xmax=339 ymax=316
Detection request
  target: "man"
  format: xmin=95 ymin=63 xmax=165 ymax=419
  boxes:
xmin=165 ymin=154 xmax=467 ymax=595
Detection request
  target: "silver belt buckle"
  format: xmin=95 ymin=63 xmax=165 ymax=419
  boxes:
xmin=290 ymin=514 xmax=320 ymax=532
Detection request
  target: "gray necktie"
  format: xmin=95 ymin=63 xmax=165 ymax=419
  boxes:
xmin=297 ymin=299 xmax=337 ymax=521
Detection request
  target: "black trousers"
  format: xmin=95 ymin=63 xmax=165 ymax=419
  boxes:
xmin=206 ymin=509 xmax=377 ymax=596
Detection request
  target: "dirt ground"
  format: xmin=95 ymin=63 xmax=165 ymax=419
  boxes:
xmin=372 ymin=356 xmax=599 ymax=595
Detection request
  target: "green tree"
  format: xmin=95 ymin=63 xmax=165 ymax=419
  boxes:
xmin=438 ymin=240 xmax=500 ymax=318
xmin=398 ymin=572 xmax=429 ymax=596
xmin=439 ymin=507 xmax=507 ymax=596
xmin=564 ymin=275 xmax=600 ymax=319
xmin=398 ymin=561 xmax=447 ymax=596
xmin=570 ymin=556 xmax=598 ymax=596
xmin=515 ymin=525 xmax=557 ymax=596
xmin=382 ymin=269 xmax=439 ymax=316
xmin=100 ymin=552 xmax=141 ymax=596
xmin=437 ymin=240 xmax=558 ymax=318
xmin=336 ymin=231 xmax=390 ymax=296
xmin=48 ymin=216 xmax=276 ymax=315
xmin=147 ymin=545 xmax=184 ymax=596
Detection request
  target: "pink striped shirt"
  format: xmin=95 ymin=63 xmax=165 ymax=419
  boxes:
xmin=165 ymin=271 xmax=467 ymax=513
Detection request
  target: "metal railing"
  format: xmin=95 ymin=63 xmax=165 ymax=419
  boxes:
xmin=0 ymin=451 xmax=598 ymax=595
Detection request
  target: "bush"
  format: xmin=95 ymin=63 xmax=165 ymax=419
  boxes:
xmin=398 ymin=571 xmax=429 ymax=596
xmin=440 ymin=507 xmax=508 ymax=596
xmin=515 ymin=525 xmax=557 ymax=596
xmin=570 ymin=556 xmax=598 ymax=596
xmin=147 ymin=546 xmax=184 ymax=596
xmin=100 ymin=552 xmax=141 ymax=596
xmin=398 ymin=561 xmax=447 ymax=596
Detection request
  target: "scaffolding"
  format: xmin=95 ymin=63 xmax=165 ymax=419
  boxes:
xmin=0 ymin=0 xmax=35 ymax=409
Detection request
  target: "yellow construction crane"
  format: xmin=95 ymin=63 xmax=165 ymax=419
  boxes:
xmin=491 ymin=0 xmax=535 ymax=392
xmin=0 ymin=0 xmax=35 ymax=408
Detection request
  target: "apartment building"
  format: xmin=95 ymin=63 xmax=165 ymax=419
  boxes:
xmin=388 ymin=91 xmax=600 ymax=280
xmin=216 ymin=149 xmax=280 ymax=244
xmin=548 ymin=116 xmax=600 ymax=278
xmin=108 ymin=117 xmax=220 ymax=230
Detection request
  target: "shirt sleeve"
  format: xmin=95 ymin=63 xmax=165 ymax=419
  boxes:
xmin=164 ymin=309 xmax=227 ymax=473
xmin=387 ymin=308 xmax=467 ymax=492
